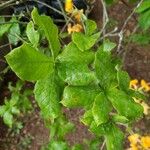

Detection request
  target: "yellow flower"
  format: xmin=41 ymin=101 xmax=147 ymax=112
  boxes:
xmin=140 ymin=101 xmax=150 ymax=115
xmin=133 ymin=98 xmax=150 ymax=115
xmin=130 ymin=79 xmax=138 ymax=89
xmin=141 ymin=136 xmax=150 ymax=148
xmin=67 ymin=23 xmax=83 ymax=34
xmin=65 ymin=0 xmax=74 ymax=13
xmin=128 ymin=134 xmax=140 ymax=145
xmin=141 ymin=80 xmax=150 ymax=92
xmin=130 ymin=144 xmax=139 ymax=150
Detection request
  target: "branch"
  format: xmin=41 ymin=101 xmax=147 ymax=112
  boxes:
xmin=116 ymin=0 xmax=144 ymax=52
xmin=100 ymin=0 xmax=109 ymax=37
xmin=0 ymin=0 xmax=17 ymax=10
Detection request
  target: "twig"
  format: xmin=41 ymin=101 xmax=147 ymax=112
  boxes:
xmin=116 ymin=0 xmax=144 ymax=52
xmin=0 ymin=0 xmax=16 ymax=10
xmin=0 ymin=43 xmax=10 ymax=49
xmin=30 ymin=0 xmax=72 ymax=21
xmin=100 ymin=0 xmax=109 ymax=37
xmin=0 ymin=21 xmax=28 ymax=25
xmin=100 ymin=139 xmax=106 ymax=150
xmin=57 ymin=0 xmax=68 ymax=23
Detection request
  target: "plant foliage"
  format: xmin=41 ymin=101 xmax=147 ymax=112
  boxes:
xmin=5 ymin=8 xmax=145 ymax=149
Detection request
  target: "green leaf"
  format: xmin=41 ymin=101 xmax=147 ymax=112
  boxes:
xmin=80 ymin=109 xmax=93 ymax=126
xmin=105 ymin=124 xmax=124 ymax=150
xmin=100 ymin=40 xmax=116 ymax=52
xmin=34 ymin=72 xmax=62 ymax=120
xmin=136 ymin=0 xmax=150 ymax=13
xmin=129 ymin=90 xmax=146 ymax=101
xmin=117 ymin=70 xmax=130 ymax=92
xmin=57 ymin=42 xmax=94 ymax=64
xmin=8 ymin=17 xmax=20 ymax=46
xmin=107 ymin=88 xmax=143 ymax=120
xmin=26 ymin=21 xmax=39 ymax=47
xmin=11 ymin=106 xmax=20 ymax=115
xmin=85 ymin=19 xmax=97 ymax=35
xmin=90 ymin=121 xmax=111 ymax=136
xmin=50 ymin=141 xmax=68 ymax=150
xmin=72 ymin=144 xmax=83 ymax=150
xmin=138 ymin=10 xmax=150 ymax=30
xmin=61 ymin=86 xmax=99 ymax=108
xmin=92 ymin=92 xmax=112 ymax=126
xmin=31 ymin=8 xmax=60 ymax=58
xmin=0 ymin=106 xmax=6 ymax=116
xmin=3 ymin=112 xmax=13 ymax=128
xmin=57 ymin=61 xmax=96 ymax=86
xmin=0 ymin=17 xmax=12 ymax=37
xmin=95 ymin=49 xmax=116 ymax=89
xmin=5 ymin=43 xmax=54 ymax=81
xmin=72 ymin=32 xmax=100 ymax=51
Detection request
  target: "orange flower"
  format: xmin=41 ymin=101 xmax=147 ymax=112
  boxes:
xmin=65 ymin=0 xmax=74 ymax=13
xmin=67 ymin=23 xmax=83 ymax=34
xmin=73 ymin=9 xmax=83 ymax=22
xmin=141 ymin=80 xmax=150 ymax=92
xmin=130 ymin=79 xmax=138 ymax=89
xmin=141 ymin=136 xmax=150 ymax=148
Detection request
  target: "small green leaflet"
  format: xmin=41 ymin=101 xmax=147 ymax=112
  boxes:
xmin=85 ymin=19 xmax=97 ymax=35
xmin=31 ymin=8 xmax=61 ymax=58
xmin=0 ymin=17 xmax=12 ymax=37
xmin=49 ymin=140 xmax=69 ymax=150
xmin=8 ymin=17 xmax=20 ymax=46
xmin=72 ymin=32 xmax=100 ymax=51
xmin=26 ymin=21 xmax=39 ymax=47
xmin=80 ymin=109 xmax=93 ymax=126
xmin=99 ymin=39 xmax=116 ymax=52
xmin=5 ymin=43 xmax=54 ymax=81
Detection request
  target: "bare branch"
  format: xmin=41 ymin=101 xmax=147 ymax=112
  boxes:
xmin=116 ymin=0 xmax=144 ymax=52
